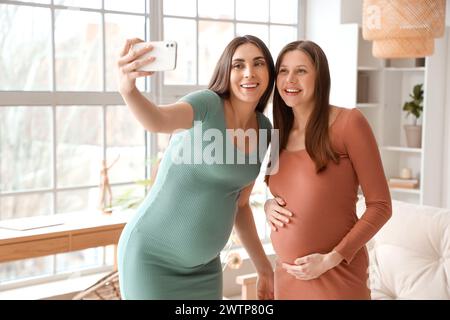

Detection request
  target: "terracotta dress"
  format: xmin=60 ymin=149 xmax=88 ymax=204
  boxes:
xmin=268 ymin=108 xmax=392 ymax=300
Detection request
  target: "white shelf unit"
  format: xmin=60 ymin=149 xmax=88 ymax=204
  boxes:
xmin=328 ymin=24 xmax=448 ymax=207
xmin=390 ymin=188 xmax=421 ymax=194
xmin=380 ymin=61 xmax=425 ymax=204
xmin=356 ymin=103 xmax=379 ymax=108
xmin=385 ymin=67 xmax=426 ymax=72
xmin=381 ymin=146 xmax=423 ymax=153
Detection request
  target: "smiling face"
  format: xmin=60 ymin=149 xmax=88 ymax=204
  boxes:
xmin=276 ymin=49 xmax=317 ymax=108
xmin=228 ymin=43 xmax=270 ymax=105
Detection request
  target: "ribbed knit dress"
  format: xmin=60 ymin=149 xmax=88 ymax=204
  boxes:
xmin=117 ymin=89 xmax=272 ymax=299
xmin=268 ymin=108 xmax=392 ymax=300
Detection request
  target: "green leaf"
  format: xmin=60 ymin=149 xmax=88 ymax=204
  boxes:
xmin=135 ymin=179 xmax=153 ymax=186
xmin=413 ymin=84 xmax=423 ymax=99
xmin=403 ymin=83 xmax=423 ymax=120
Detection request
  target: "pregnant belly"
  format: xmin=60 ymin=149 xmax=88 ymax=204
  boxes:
xmin=270 ymin=207 xmax=354 ymax=264
xmin=168 ymin=218 xmax=235 ymax=267
xmin=136 ymin=199 xmax=237 ymax=268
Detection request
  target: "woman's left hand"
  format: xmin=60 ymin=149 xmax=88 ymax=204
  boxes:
xmin=257 ymin=270 xmax=274 ymax=300
xmin=282 ymin=251 xmax=344 ymax=281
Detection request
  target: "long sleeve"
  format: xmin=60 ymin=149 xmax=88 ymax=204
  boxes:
xmin=333 ymin=108 xmax=392 ymax=263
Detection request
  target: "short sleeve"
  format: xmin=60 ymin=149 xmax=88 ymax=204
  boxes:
xmin=258 ymin=113 xmax=273 ymax=131
xmin=178 ymin=89 xmax=221 ymax=123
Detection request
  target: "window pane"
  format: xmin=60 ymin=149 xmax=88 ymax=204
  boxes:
xmin=250 ymin=173 xmax=270 ymax=240
xmin=56 ymin=248 xmax=102 ymax=273
xmin=163 ymin=18 xmax=196 ymax=85
xmin=236 ymin=23 xmax=269 ymax=44
xmin=157 ymin=133 xmax=172 ymax=155
xmin=236 ymin=0 xmax=269 ymax=22
xmin=270 ymin=0 xmax=298 ymax=24
xmin=56 ymin=188 xmax=99 ymax=213
xmin=104 ymin=245 xmax=115 ymax=266
xmin=0 ymin=5 xmax=51 ymax=90
xmin=105 ymin=14 xmax=147 ymax=92
xmin=163 ymin=0 xmax=196 ymax=17
xmin=106 ymin=106 xmax=146 ymax=184
xmin=198 ymin=0 xmax=233 ymax=19
xmin=105 ymin=0 xmax=146 ymax=13
xmin=56 ymin=106 xmax=102 ymax=187
xmin=111 ymin=184 xmax=147 ymax=211
xmin=198 ymin=21 xmax=234 ymax=85
xmin=54 ymin=0 xmax=101 ymax=9
xmin=270 ymin=25 xmax=298 ymax=57
xmin=0 ymin=256 xmax=53 ymax=284
xmin=0 ymin=107 xmax=52 ymax=192
xmin=55 ymin=10 xmax=102 ymax=91
xmin=0 ymin=193 xmax=52 ymax=220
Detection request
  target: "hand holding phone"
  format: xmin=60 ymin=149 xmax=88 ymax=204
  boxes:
xmin=132 ymin=41 xmax=177 ymax=72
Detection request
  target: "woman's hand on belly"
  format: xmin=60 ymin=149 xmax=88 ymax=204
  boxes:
xmin=281 ymin=250 xmax=344 ymax=281
xmin=264 ymin=197 xmax=293 ymax=231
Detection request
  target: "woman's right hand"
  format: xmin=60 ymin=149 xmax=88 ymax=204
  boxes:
xmin=264 ymin=197 xmax=293 ymax=231
xmin=117 ymin=38 xmax=155 ymax=95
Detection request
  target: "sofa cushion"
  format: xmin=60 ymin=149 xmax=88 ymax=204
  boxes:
xmin=357 ymin=199 xmax=450 ymax=299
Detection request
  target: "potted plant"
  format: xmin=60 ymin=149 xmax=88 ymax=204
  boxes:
xmin=403 ymin=83 xmax=423 ymax=148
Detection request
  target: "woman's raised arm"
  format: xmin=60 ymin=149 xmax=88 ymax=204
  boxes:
xmin=117 ymin=38 xmax=194 ymax=133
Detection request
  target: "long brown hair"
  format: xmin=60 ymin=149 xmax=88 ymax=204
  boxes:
xmin=270 ymin=40 xmax=339 ymax=176
xmin=208 ymin=35 xmax=275 ymax=113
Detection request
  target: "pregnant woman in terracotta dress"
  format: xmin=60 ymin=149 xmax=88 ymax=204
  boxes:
xmin=264 ymin=40 xmax=392 ymax=299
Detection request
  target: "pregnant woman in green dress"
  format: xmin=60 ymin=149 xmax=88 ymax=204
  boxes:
xmin=116 ymin=35 xmax=275 ymax=299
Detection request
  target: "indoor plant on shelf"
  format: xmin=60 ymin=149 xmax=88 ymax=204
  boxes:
xmin=403 ymin=83 xmax=423 ymax=148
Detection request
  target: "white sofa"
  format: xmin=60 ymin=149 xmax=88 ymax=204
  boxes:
xmin=236 ymin=199 xmax=450 ymax=300
xmin=357 ymin=199 xmax=450 ymax=300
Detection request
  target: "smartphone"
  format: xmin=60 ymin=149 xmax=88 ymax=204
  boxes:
xmin=132 ymin=41 xmax=177 ymax=72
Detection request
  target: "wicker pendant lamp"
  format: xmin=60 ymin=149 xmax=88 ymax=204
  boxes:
xmin=362 ymin=0 xmax=446 ymax=58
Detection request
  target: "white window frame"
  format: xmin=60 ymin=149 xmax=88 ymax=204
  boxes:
xmin=158 ymin=0 xmax=306 ymax=100
xmin=0 ymin=0 xmax=155 ymax=290
xmin=0 ymin=0 xmax=306 ymax=289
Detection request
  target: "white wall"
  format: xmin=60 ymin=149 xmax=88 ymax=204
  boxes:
xmin=447 ymin=0 xmax=450 ymax=26
xmin=440 ymin=0 xmax=450 ymax=208
xmin=340 ymin=0 xmax=362 ymax=24
xmin=443 ymin=29 xmax=450 ymax=208
xmin=305 ymin=0 xmax=359 ymax=108
xmin=422 ymin=31 xmax=449 ymax=207
xmin=305 ymin=0 xmax=341 ymax=41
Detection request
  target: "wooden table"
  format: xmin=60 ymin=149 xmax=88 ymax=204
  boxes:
xmin=0 ymin=211 xmax=134 ymax=267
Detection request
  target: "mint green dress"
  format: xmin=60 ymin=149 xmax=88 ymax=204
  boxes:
xmin=117 ymin=89 xmax=272 ymax=299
